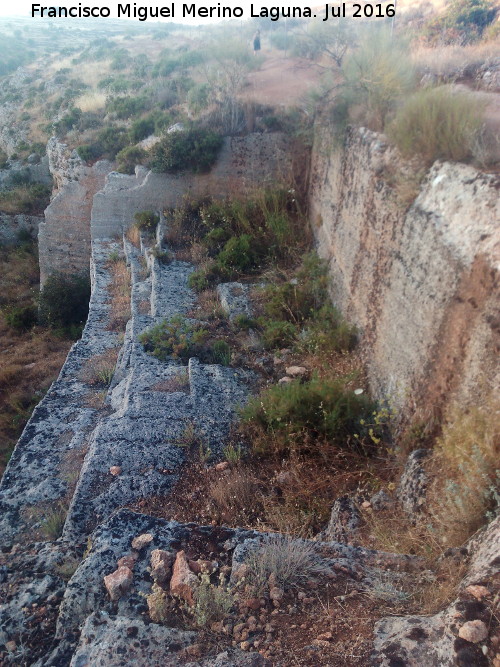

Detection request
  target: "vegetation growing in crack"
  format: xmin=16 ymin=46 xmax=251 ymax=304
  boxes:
xmin=139 ymin=315 xmax=231 ymax=366
xmin=166 ymin=189 xmax=308 ymax=289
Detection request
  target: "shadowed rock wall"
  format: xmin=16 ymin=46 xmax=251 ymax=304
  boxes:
xmin=38 ymin=139 xmax=112 ymax=284
xmin=309 ymin=125 xmax=499 ymax=418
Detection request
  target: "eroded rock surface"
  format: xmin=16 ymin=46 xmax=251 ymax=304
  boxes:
xmin=373 ymin=515 xmax=500 ymax=666
xmin=310 ymin=125 xmax=500 ymax=418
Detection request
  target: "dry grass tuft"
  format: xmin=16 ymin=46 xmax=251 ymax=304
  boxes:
xmin=79 ymin=347 xmax=120 ymax=387
xmin=126 ymin=225 xmax=141 ymax=249
xmin=151 ymin=372 xmax=190 ymax=393
xmin=107 ymin=258 xmax=131 ymax=331
xmin=412 ymin=43 xmax=500 ymax=81
xmin=427 ymin=397 xmax=500 ymax=548
xmin=243 ymin=533 xmax=332 ymax=593
xmin=74 ymin=91 xmax=107 ymax=112
xmin=209 ymin=467 xmax=260 ymax=523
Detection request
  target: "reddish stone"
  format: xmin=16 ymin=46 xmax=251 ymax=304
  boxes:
xmin=170 ymin=550 xmax=198 ymax=606
xmin=104 ymin=566 xmax=133 ymax=601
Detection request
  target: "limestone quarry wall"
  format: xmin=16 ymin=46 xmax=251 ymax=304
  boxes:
xmin=309 ymin=125 xmax=500 ymax=418
xmin=39 ymin=133 xmax=301 ymax=282
xmin=91 ymin=133 xmax=298 ymax=239
xmin=38 ymin=138 xmax=112 ymax=284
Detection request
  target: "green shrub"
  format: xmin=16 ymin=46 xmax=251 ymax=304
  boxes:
xmin=0 ymin=184 xmax=51 ymax=214
xmin=116 ymin=145 xmax=146 ymax=174
xmin=110 ymin=47 xmax=131 ymax=71
xmin=216 ymin=234 xmax=259 ymax=275
xmin=152 ymin=49 xmax=203 ymax=78
xmin=299 ymin=304 xmax=357 ymax=353
xmin=39 ymin=272 xmax=91 ymax=337
xmin=423 ymin=0 xmax=497 ymax=44
xmin=40 ymin=502 xmax=67 ymax=539
xmin=262 ymin=253 xmax=329 ymax=324
xmin=4 ymin=304 xmax=37 ymax=331
xmin=106 ymin=96 xmax=149 ymax=119
xmin=53 ymin=107 xmax=82 ymax=135
xmin=77 ymin=127 xmax=129 ymax=162
xmin=96 ymin=127 xmax=129 ymax=158
xmin=260 ymin=319 xmax=297 ymax=349
xmin=340 ymin=28 xmax=415 ymax=131
xmin=187 ymin=83 xmax=210 ymax=114
xmin=241 ymin=375 xmax=377 ymax=455
xmin=76 ymin=143 xmax=101 ymax=162
xmin=151 ymin=246 xmax=173 ymax=264
xmin=0 ymin=148 xmax=8 ymax=169
xmin=129 ymin=116 xmax=155 ymax=142
xmin=151 ymin=127 xmax=223 ymax=174
xmin=233 ymin=314 xmax=255 ymax=330
xmin=388 ymin=86 xmax=484 ymax=164
xmin=134 ymin=210 xmax=159 ymax=231
xmin=188 ymin=268 xmax=210 ymax=292
xmin=192 ymin=573 xmax=234 ymax=627
xmin=139 ymin=315 xmax=209 ymax=362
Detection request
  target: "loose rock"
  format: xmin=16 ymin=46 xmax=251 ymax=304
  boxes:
xmin=170 ymin=550 xmax=198 ymax=606
xmin=285 ymin=366 xmax=308 ymax=378
xmin=458 ymin=620 xmax=488 ymax=643
xmin=103 ymin=566 xmax=133 ymax=601
xmin=131 ymin=533 xmax=154 ymax=550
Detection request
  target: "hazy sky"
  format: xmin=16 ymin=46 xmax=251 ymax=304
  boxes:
xmin=0 ymin=1 xmax=315 ymax=22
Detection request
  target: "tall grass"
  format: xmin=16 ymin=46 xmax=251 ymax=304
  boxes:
xmin=387 ymin=86 xmax=484 ymax=164
xmin=427 ymin=397 xmax=500 ymax=547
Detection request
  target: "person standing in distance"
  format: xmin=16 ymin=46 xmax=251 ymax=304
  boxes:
xmin=253 ymin=30 xmax=261 ymax=54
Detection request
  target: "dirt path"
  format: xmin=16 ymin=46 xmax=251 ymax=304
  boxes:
xmin=241 ymin=51 xmax=324 ymax=107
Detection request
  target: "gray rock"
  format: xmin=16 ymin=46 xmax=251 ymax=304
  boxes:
xmin=216 ymin=283 xmax=252 ymax=321
xmin=397 ymin=449 xmax=429 ymax=515
xmin=69 ymin=611 xmax=197 ymax=666
xmin=373 ymin=515 xmax=500 ymax=667
xmin=370 ymin=490 xmax=395 ymax=511
xmin=322 ymin=496 xmax=361 ymax=542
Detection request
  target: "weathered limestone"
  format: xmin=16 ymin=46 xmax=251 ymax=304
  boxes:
xmin=0 ymin=240 xmax=122 ymax=546
xmin=217 ymin=282 xmax=252 ymax=321
xmin=69 ymin=612 xmax=198 ymax=667
xmin=38 ymin=139 xmax=112 ymax=284
xmin=373 ymin=515 xmax=500 ymax=666
xmin=309 ymin=125 xmax=500 ymax=418
xmin=62 ymin=229 xmax=251 ymax=540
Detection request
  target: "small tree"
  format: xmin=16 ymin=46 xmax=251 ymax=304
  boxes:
xmin=294 ymin=19 xmax=355 ymax=67
xmin=339 ymin=28 xmax=415 ymax=131
xmin=39 ymin=272 xmax=90 ymax=337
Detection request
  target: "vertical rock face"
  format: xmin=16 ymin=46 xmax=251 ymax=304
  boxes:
xmin=309 ymin=125 xmax=500 ymax=418
xmin=38 ymin=138 xmax=112 ymax=284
